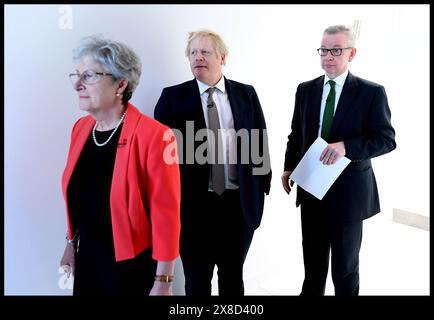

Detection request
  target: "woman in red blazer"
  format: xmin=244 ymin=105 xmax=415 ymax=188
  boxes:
xmin=59 ymin=35 xmax=180 ymax=296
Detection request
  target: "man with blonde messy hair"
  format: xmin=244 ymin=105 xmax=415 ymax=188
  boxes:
xmin=155 ymin=29 xmax=271 ymax=296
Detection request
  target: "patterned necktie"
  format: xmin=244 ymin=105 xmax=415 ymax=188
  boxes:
xmin=321 ymin=80 xmax=336 ymax=141
xmin=207 ymin=87 xmax=225 ymax=195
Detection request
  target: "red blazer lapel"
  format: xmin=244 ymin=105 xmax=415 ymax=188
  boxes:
xmin=110 ymin=103 xmax=142 ymax=257
xmin=61 ymin=115 xmax=94 ymax=238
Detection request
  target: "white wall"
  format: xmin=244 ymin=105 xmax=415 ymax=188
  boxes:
xmin=5 ymin=4 xmax=429 ymax=295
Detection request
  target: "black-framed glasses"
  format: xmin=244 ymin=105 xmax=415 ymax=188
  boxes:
xmin=317 ymin=47 xmax=352 ymax=56
xmin=69 ymin=69 xmax=114 ymax=85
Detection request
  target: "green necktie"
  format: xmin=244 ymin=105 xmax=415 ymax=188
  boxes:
xmin=321 ymin=80 xmax=336 ymax=141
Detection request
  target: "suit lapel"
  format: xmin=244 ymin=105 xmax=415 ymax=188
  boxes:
xmin=330 ymin=72 xmax=358 ymax=138
xmin=111 ymin=103 xmax=140 ymax=192
xmin=186 ymin=79 xmax=207 ymax=129
xmin=225 ymin=78 xmax=249 ymax=130
xmin=62 ymin=116 xmax=94 ymax=199
xmin=110 ymin=104 xmax=145 ymax=257
xmin=307 ymin=76 xmax=324 ymax=145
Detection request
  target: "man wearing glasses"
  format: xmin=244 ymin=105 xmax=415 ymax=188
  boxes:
xmin=62 ymin=35 xmax=180 ymax=296
xmin=281 ymin=25 xmax=396 ymax=295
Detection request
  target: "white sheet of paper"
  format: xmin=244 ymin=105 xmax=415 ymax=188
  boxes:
xmin=290 ymin=137 xmax=351 ymax=200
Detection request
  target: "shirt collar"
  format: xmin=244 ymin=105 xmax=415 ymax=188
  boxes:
xmin=197 ymin=75 xmax=226 ymax=95
xmin=324 ymin=69 xmax=349 ymax=88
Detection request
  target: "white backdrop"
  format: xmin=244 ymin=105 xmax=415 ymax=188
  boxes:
xmin=5 ymin=4 xmax=429 ymax=295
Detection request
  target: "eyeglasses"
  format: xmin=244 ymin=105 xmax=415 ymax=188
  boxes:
xmin=317 ymin=47 xmax=352 ymax=56
xmin=68 ymin=69 xmax=114 ymax=85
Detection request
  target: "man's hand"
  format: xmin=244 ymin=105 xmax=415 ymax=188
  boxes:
xmin=320 ymin=141 xmax=346 ymax=165
xmin=281 ymin=171 xmax=294 ymax=194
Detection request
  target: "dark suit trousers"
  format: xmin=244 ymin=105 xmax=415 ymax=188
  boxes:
xmin=180 ymin=189 xmax=254 ymax=296
xmin=300 ymin=200 xmax=363 ymax=296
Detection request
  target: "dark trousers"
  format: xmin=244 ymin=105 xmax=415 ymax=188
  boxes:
xmin=300 ymin=201 xmax=363 ymax=296
xmin=180 ymin=189 xmax=254 ymax=296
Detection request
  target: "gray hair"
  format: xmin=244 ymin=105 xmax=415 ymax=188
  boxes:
xmin=72 ymin=34 xmax=141 ymax=104
xmin=323 ymin=25 xmax=356 ymax=47
xmin=185 ymin=29 xmax=229 ymax=58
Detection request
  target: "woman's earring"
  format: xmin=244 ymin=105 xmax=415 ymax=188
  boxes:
xmin=116 ymin=93 xmax=120 ymax=97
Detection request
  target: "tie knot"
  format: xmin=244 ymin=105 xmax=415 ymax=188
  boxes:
xmin=328 ymin=80 xmax=336 ymax=89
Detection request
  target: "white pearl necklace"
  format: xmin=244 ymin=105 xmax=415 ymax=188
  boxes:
xmin=92 ymin=111 xmax=126 ymax=147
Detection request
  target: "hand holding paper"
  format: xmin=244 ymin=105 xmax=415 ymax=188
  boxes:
xmin=319 ymin=141 xmax=347 ymax=165
xmin=290 ymin=137 xmax=350 ymax=200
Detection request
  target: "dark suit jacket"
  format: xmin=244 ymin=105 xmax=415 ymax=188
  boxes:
xmin=155 ymin=78 xmax=271 ymax=231
xmin=284 ymin=72 xmax=396 ymax=223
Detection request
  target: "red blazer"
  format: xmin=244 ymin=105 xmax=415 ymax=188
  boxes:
xmin=62 ymin=103 xmax=180 ymax=262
